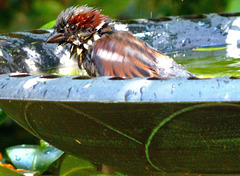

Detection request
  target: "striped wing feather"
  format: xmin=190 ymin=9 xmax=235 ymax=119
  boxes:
xmin=91 ymin=31 xmax=166 ymax=78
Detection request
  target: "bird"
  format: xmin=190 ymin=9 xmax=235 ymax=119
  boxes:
xmin=46 ymin=5 xmax=193 ymax=78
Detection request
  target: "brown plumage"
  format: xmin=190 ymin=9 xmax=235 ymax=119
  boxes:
xmin=92 ymin=31 xmax=161 ymax=77
xmin=46 ymin=5 xmax=193 ymax=78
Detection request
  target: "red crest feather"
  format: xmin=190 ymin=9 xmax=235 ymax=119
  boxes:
xmin=69 ymin=8 xmax=108 ymax=29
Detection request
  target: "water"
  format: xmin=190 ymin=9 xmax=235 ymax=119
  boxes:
xmin=50 ymin=49 xmax=240 ymax=78
xmin=40 ymin=50 xmax=240 ymax=78
xmin=170 ymin=48 xmax=240 ymax=78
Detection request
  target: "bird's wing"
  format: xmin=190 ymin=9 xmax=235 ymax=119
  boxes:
xmin=91 ymin=31 xmax=165 ymax=78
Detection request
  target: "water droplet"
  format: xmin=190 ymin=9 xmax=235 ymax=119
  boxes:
xmin=83 ymin=83 xmax=92 ymax=89
xmin=180 ymin=38 xmax=191 ymax=47
xmin=67 ymin=87 xmax=72 ymax=98
xmin=15 ymin=155 xmax=21 ymax=161
xmin=237 ymin=40 xmax=240 ymax=48
xmin=1 ymin=83 xmax=7 ymax=89
xmin=194 ymin=26 xmax=199 ymax=31
xmin=44 ymin=149 xmax=51 ymax=155
xmin=140 ymin=86 xmax=146 ymax=101
xmin=43 ymin=90 xmax=48 ymax=97
xmin=140 ymin=86 xmax=146 ymax=94
xmin=214 ymin=24 xmax=223 ymax=33
xmin=124 ymin=90 xmax=135 ymax=101
xmin=214 ymin=24 xmax=227 ymax=35
xmin=167 ymin=45 xmax=174 ymax=51
xmin=198 ymin=21 xmax=205 ymax=27
xmin=198 ymin=21 xmax=211 ymax=28
xmin=171 ymin=84 xmax=175 ymax=94
xmin=46 ymin=151 xmax=51 ymax=155
xmin=32 ymin=83 xmax=39 ymax=89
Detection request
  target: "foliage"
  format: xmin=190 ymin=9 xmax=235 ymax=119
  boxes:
xmin=0 ymin=141 xmax=127 ymax=175
xmin=41 ymin=20 xmax=56 ymax=29
xmin=0 ymin=166 xmax=21 ymax=176
xmin=0 ymin=109 xmax=8 ymax=125
xmin=0 ymin=0 xmax=238 ymax=33
xmin=59 ymin=155 xmax=104 ymax=176
xmin=226 ymin=0 xmax=240 ymax=12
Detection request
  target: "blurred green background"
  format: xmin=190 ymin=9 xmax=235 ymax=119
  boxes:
xmin=0 ymin=0 xmax=240 ymax=33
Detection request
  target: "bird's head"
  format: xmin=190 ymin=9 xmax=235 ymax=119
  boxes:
xmin=46 ymin=5 xmax=110 ymax=47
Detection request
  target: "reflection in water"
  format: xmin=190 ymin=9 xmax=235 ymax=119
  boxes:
xmin=171 ymin=47 xmax=240 ymax=78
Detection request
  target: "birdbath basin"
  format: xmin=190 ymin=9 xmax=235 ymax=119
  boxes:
xmin=0 ymin=13 xmax=240 ymax=174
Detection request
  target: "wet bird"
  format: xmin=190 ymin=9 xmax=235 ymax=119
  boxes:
xmin=46 ymin=5 xmax=192 ymax=78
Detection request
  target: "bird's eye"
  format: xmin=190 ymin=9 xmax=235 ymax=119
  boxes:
xmin=70 ymin=25 xmax=76 ymax=31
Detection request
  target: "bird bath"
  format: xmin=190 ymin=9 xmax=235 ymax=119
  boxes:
xmin=0 ymin=13 xmax=240 ymax=174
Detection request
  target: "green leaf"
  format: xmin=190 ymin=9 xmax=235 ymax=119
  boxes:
xmin=0 ymin=109 xmax=8 ymax=125
xmin=0 ymin=166 xmax=21 ymax=176
xmin=59 ymin=155 xmax=102 ymax=176
xmin=192 ymin=46 xmax=227 ymax=51
xmin=40 ymin=140 xmax=51 ymax=149
xmin=226 ymin=0 xmax=240 ymax=12
xmin=40 ymin=20 xmax=56 ymax=29
xmin=6 ymin=145 xmax=64 ymax=174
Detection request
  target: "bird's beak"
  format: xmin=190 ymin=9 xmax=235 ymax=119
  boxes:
xmin=46 ymin=31 xmax=66 ymax=44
